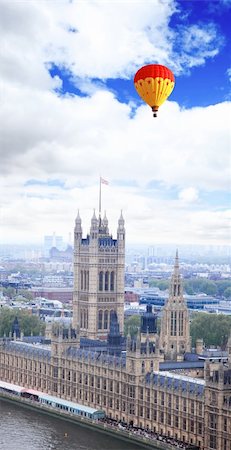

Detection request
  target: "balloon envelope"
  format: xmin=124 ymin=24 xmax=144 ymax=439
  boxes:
xmin=134 ymin=64 xmax=175 ymax=116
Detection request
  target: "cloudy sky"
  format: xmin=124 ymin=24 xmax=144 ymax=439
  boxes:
xmin=0 ymin=0 xmax=230 ymax=247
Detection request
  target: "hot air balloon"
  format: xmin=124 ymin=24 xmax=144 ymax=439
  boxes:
xmin=134 ymin=64 xmax=175 ymax=117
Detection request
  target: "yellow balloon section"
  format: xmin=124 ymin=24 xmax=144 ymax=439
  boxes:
xmin=134 ymin=76 xmax=175 ymax=108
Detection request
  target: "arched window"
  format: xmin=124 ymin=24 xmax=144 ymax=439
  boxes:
xmin=83 ymin=309 xmax=87 ymax=328
xmin=98 ymin=310 xmax=103 ymax=330
xmin=84 ymin=270 xmax=87 ymax=290
xmin=86 ymin=271 xmax=89 ymax=290
xmin=81 ymin=271 xmax=83 ymax=290
xmin=142 ymin=361 xmax=145 ymax=374
xmin=99 ymin=272 xmax=104 ymax=291
xmin=105 ymin=271 xmax=109 ymax=291
xmin=80 ymin=309 xmax=83 ymax=328
xmin=104 ymin=310 xmax=108 ymax=329
xmin=110 ymin=271 xmax=115 ymax=291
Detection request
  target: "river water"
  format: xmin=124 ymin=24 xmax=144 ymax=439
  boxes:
xmin=0 ymin=399 xmax=149 ymax=450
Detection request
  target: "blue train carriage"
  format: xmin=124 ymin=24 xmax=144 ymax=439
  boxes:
xmin=38 ymin=392 xmax=105 ymax=420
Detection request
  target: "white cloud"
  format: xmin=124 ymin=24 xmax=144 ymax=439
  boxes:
xmin=227 ymin=68 xmax=231 ymax=82
xmin=178 ymin=187 xmax=199 ymax=203
xmin=172 ymin=24 xmax=224 ymax=71
xmin=0 ymin=0 xmax=224 ymax=88
xmin=0 ymin=0 xmax=230 ymax=246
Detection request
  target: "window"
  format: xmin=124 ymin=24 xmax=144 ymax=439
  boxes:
xmin=81 ymin=270 xmax=83 ymax=290
xmin=98 ymin=310 xmax=103 ymax=330
xmin=104 ymin=310 xmax=108 ymax=329
xmin=209 ymin=434 xmax=217 ymax=449
xmin=190 ymin=420 xmax=194 ymax=433
xmin=170 ymin=311 xmax=177 ymax=336
xmin=175 ymin=396 xmax=179 ymax=410
xmin=110 ymin=271 xmax=115 ymax=291
xmin=154 ymin=391 xmax=157 ymax=404
xmin=105 ymin=271 xmax=109 ymax=291
xmin=179 ymin=311 xmax=184 ymax=336
xmin=209 ymin=414 xmax=217 ymax=430
xmin=99 ymin=272 xmax=103 ymax=291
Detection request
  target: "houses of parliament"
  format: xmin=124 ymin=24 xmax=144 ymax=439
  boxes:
xmin=0 ymin=211 xmax=231 ymax=450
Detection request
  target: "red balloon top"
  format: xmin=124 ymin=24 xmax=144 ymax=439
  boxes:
xmin=134 ymin=64 xmax=175 ymax=83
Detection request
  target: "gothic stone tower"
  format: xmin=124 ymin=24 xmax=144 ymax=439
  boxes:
xmin=204 ymin=336 xmax=231 ymax=450
xmin=160 ymin=250 xmax=191 ymax=361
xmin=73 ymin=210 xmax=125 ymax=340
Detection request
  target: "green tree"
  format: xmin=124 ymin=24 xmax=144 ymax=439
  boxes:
xmin=0 ymin=308 xmax=45 ymax=337
xmin=157 ymin=280 xmax=169 ymax=291
xmin=223 ymin=287 xmax=231 ymax=299
xmin=216 ymin=280 xmax=231 ymax=297
xmin=190 ymin=312 xmax=231 ymax=348
xmin=2 ymin=287 xmax=16 ymax=298
xmin=17 ymin=289 xmax=33 ymax=301
xmin=124 ymin=315 xmax=141 ymax=338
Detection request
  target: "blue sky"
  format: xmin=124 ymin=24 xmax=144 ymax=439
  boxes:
xmin=0 ymin=0 xmax=230 ymax=246
xmin=49 ymin=0 xmax=231 ymax=107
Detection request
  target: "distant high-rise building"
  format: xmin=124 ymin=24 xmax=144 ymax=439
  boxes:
xmin=44 ymin=233 xmax=64 ymax=257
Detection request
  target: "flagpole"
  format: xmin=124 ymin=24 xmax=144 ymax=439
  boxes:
xmin=99 ymin=176 xmax=101 ymax=219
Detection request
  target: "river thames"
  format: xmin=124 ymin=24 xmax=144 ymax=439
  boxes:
xmin=0 ymin=399 xmax=150 ymax=450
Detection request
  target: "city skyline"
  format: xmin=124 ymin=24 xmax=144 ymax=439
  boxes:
xmin=0 ymin=0 xmax=230 ymax=246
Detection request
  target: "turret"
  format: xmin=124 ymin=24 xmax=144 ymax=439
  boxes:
xmin=102 ymin=211 xmax=109 ymax=234
xmin=74 ymin=210 xmax=82 ymax=241
xmin=90 ymin=209 xmax=98 ymax=240
xmin=117 ymin=210 xmax=125 ymax=242
xmin=11 ymin=316 xmax=20 ymax=339
xmin=170 ymin=249 xmax=183 ymax=298
xmin=51 ymin=325 xmax=79 ymax=358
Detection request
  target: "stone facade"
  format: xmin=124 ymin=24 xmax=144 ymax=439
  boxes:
xmin=73 ymin=211 xmax=125 ymax=340
xmin=0 ymin=214 xmax=230 ymax=450
xmin=1 ymin=330 xmax=230 ymax=450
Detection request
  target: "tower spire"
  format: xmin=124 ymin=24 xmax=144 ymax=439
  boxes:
xmin=159 ymin=250 xmax=191 ymax=361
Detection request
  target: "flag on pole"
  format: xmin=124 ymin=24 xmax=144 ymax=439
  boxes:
xmin=100 ymin=177 xmax=109 ymax=185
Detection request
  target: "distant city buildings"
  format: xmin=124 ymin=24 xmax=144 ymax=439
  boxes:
xmin=44 ymin=233 xmax=64 ymax=257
